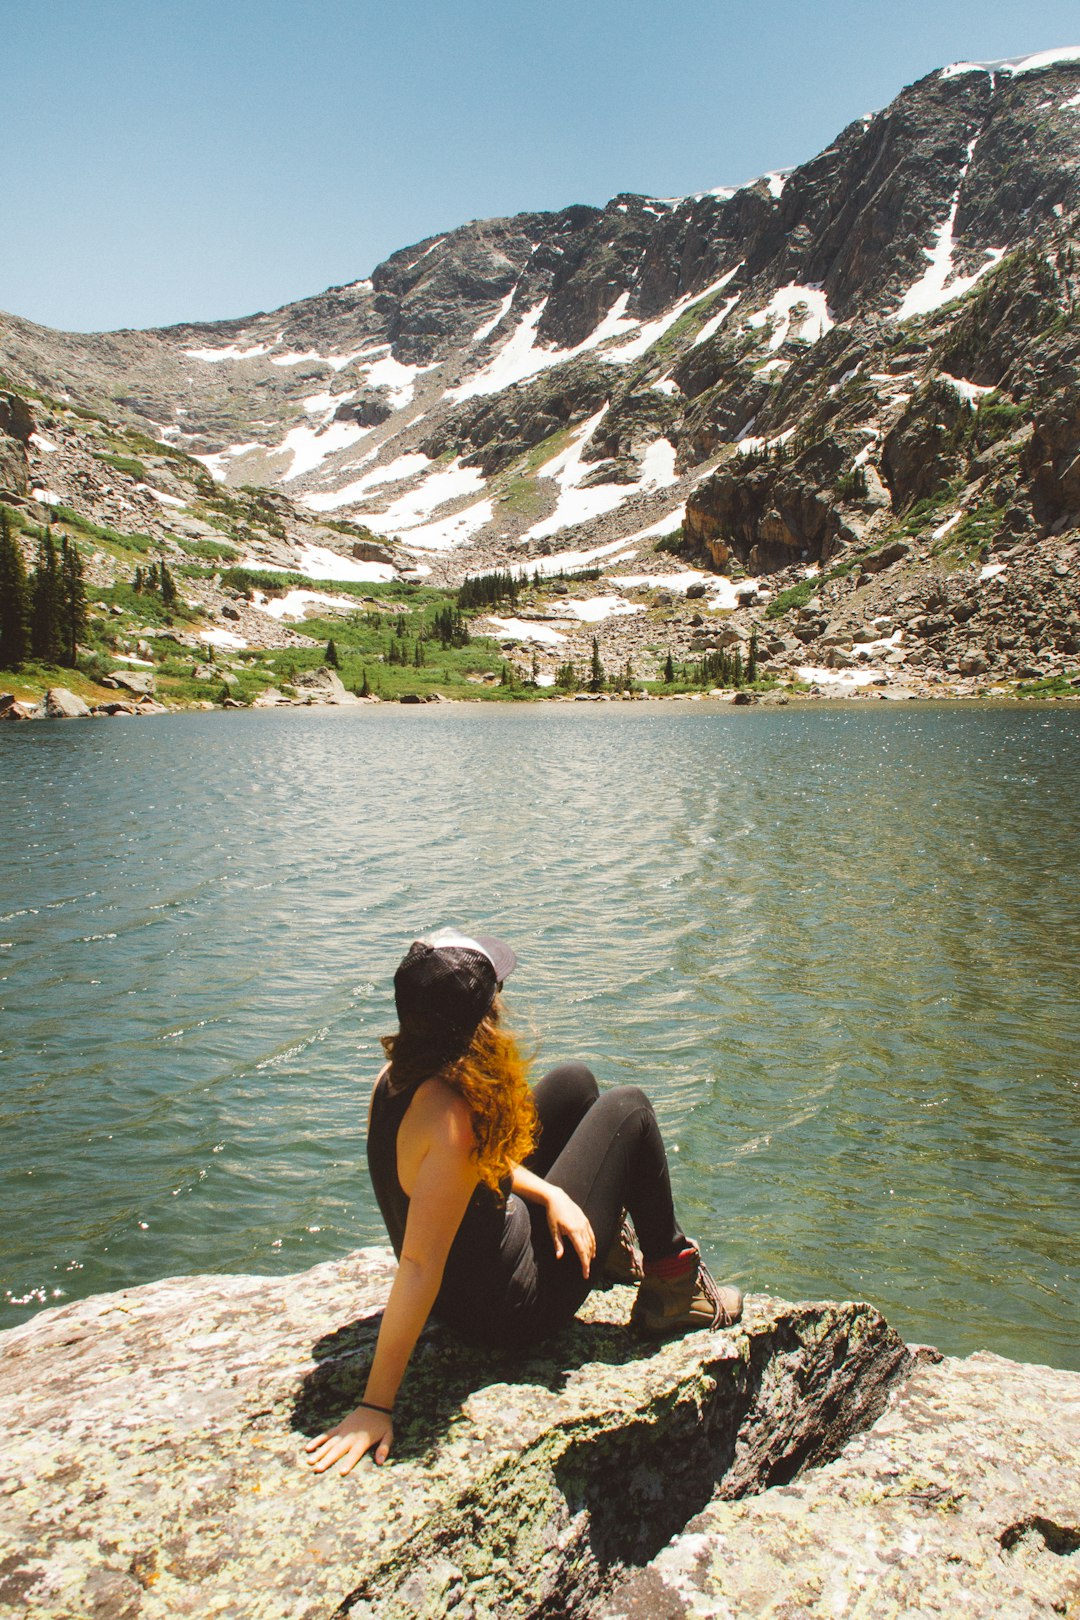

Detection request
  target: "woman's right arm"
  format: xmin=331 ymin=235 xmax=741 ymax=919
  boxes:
xmin=305 ymin=1094 xmax=478 ymax=1476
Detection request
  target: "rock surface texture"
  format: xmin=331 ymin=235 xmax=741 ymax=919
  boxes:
xmin=1 ymin=1250 xmax=1075 ymax=1619
xmin=599 ymin=1351 xmax=1080 ymax=1619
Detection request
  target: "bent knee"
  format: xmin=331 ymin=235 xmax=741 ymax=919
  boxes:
xmin=601 ymin=1083 xmax=654 ymax=1119
xmin=540 ymin=1061 xmax=599 ymax=1099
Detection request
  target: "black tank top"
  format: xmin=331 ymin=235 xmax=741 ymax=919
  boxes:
xmin=366 ymin=1071 xmax=536 ymax=1345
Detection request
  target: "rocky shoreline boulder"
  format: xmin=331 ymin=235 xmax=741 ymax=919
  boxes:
xmin=1 ymin=1250 xmax=1076 ymax=1618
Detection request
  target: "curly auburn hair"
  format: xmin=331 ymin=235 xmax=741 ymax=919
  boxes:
xmin=381 ymin=998 xmax=537 ymax=1195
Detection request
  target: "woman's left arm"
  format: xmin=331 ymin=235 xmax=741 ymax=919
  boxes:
xmin=306 ymin=1105 xmax=478 ymax=1476
xmin=511 ymin=1164 xmax=595 ymax=1277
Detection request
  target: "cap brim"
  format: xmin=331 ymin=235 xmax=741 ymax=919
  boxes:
xmin=470 ymin=933 xmax=517 ymax=984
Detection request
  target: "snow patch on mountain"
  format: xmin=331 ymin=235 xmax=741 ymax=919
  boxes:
xmin=452 ymin=291 xmax=639 ymax=401
xmin=279 ymin=419 xmax=371 ymax=482
xmin=359 ymin=354 xmax=436 ymax=407
xmin=941 ymin=46 xmax=1080 ymax=78
xmin=252 ymin=588 xmax=366 ymax=621
xmin=894 ymin=140 xmax=1005 ymax=320
xmin=486 ymin=617 xmax=568 ymax=645
xmin=335 ymin=458 xmax=487 ymax=533
xmin=471 ymin=289 xmax=518 ymax=344
xmin=138 ymin=484 xmax=187 ymax=509
xmin=616 ymin=568 xmax=708 ymax=591
xmin=748 ymin=285 xmax=834 ymax=350
xmin=194 ymin=442 xmax=266 ymax=481
xmin=521 ymin=412 xmax=678 ymax=543
xmin=250 ymin=546 xmax=396 ymax=584
xmin=558 ymin=595 xmax=645 ymax=623
xmin=184 ymin=340 xmax=275 ymax=363
xmin=604 ymin=267 xmax=741 ymax=364
xmin=939 ymin=373 xmax=996 ymax=404
xmin=692 ymin=294 xmax=742 ymax=348
xmin=509 ymin=534 xmax=643 ymax=580
xmin=270 ymin=349 xmax=326 ymax=368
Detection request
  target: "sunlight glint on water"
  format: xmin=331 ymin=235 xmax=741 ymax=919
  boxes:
xmin=0 ymin=704 xmax=1077 ymax=1368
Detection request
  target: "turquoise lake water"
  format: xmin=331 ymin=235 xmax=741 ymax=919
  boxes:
xmin=0 ymin=703 xmax=1077 ymax=1367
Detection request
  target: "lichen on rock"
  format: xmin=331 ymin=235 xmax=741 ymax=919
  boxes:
xmin=0 ymin=1248 xmax=913 ymax=1619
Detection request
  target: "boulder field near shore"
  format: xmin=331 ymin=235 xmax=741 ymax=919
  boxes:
xmin=0 ymin=1250 xmax=1076 ymax=1619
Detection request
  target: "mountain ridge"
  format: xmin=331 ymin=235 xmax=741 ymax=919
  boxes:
xmin=2 ymin=49 xmax=1080 ymax=703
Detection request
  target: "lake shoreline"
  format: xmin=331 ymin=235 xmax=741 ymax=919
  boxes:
xmin=4 ymin=681 xmax=1080 ymax=724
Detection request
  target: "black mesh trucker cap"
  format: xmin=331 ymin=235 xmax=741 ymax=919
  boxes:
xmin=393 ymin=928 xmax=517 ymax=1045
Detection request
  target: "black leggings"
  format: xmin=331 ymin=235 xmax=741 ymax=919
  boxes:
xmin=521 ymin=1063 xmax=687 ymax=1332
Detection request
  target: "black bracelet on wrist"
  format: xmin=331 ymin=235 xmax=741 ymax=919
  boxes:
xmin=360 ymin=1399 xmax=394 ymax=1417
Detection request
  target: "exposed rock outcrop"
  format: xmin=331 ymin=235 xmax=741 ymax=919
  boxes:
xmin=600 ymin=1350 xmax=1080 ymax=1619
xmin=0 ymin=1249 xmax=914 ymax=1619
xmin=0 ymin=390 xmax=32 ymax=501
xmin=1 ymin=54 xmax=1079 ymax=697
xmin=1 ymin=1251 xmax=1075 ymax=1619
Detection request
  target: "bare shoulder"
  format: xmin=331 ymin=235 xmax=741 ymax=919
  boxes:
xmin=408 ymin=1077 xmax=476 ymax=1154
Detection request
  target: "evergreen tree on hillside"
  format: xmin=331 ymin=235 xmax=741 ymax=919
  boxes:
xmin=0 ymin=511 xmax=31 ymax=670
xmin=60 ymin=538 xmax=88 ymax=667
xmin=30 ymin=531 xmax=63 ymax=663
xmin=663 ymin=651 xmax=675 ymax=684
xmin=588 ymin=637 xmax=604 ymax=693
xmin=325 ymin=638 xmax=340 ymax=667
xmin=159 ymin=560 xmax=177 ymax=608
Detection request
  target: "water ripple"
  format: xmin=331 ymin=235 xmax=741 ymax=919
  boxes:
xmin=0 ymin=705 xmax=1078 ymax=1367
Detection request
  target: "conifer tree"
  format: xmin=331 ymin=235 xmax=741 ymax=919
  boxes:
xmin=360 ymin=668 xmax=371 ymax=698
xmin=747 ymin=631 xmax=759 ymax=684
xmin=588 ymin=636 xmax=604 ymax=693
xmin=60 ymin=538 xmax=88 ymax=667
xmin=159 ymin=561 xmax=177 ymax=608
xmin=0 ymin=511 xmax=31 ymax=670
xmin=325 ymin=638 xmax=340 ymax=668
xmin=663 ymin=650 xmax=675 ymax=684
xmin=30 ymin=530 xmax=62 ymax=663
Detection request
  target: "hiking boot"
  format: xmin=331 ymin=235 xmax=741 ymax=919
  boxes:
xmin=600 ymin=1214 xmax=643 ymax=1286
xmin=630 ymin=1248 xmax=742 ymax=1338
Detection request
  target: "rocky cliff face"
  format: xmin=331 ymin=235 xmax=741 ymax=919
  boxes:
xmin=1 ymin=1252 xmax=1076 ymax=1619
xmin=2 ymin=50 xmax=1080 ymax=694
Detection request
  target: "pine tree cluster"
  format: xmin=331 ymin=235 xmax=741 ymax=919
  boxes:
xmin=133 ymin=560 xmax=178 ymax=605
xmin=663 ymin=631 xmax=759 ymax=688
xmin=457 ymin=570 xmax=520 ymax=610
xmin=430 ymin=605 xmax=470 ymax=647
xmin=0 ymin=512 xmax=88 ymax=671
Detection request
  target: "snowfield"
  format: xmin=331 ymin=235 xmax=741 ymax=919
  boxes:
xmin=521 ymin=411 xmax=679 ymax=543
xmin=556 ymin=595 xmax=645 ymax=623
xmin=895 ymin=139 xmax=1004 ymax=320
xmin=248 ymin=545 xmax=396 ymax=584
xmin=485 ymin=616 xmax=569 ymax=645
xmin=747 ymin=284 xmax=834 ymax=350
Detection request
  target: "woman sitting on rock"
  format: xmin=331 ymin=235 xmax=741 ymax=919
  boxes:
xmin=305 ymin=928 xmax=741 ymax=1476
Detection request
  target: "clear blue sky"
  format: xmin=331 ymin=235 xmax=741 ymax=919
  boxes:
xmin=2 ymin=0 xmax=1077 ymax=334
